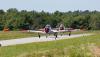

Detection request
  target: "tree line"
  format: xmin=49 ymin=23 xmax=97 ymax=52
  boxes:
xmin=0 ymin=8 xmax=100 ymax=30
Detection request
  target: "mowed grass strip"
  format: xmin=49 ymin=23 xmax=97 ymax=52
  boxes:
xmin=0 ymin=31 xmax=100 ymax=57
xmin=0 ymin=31 xmax=42 ymax=40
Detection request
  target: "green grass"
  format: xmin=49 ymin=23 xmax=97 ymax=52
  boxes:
xmin=0 ymin=31 xmax=100 ymax=57
xmin=0 ymin=31 xmax=44 ymax=40
xmin=60 ymin=30 xmax=92 ymax=34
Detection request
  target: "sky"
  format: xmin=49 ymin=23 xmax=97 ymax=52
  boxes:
xmin=0 ymin=0 xmax=100 ymax=12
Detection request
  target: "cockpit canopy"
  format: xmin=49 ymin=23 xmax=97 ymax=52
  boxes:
xmin=45 ymin=24 xmax=51 ymax=29
xmin=45 ymin=24 xmax=51 ymax=33
xmin=59 ymin=24 xmax=65 ymax=30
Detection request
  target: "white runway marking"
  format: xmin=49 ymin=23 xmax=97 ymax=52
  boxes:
xmin=0 ymin=34 xmax=93 ymax=47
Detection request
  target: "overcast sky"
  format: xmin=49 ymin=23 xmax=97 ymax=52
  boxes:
xmin=0 ymin=0 xmax=100 ymax=12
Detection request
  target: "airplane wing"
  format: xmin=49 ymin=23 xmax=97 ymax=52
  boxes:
xmin=51 ymin=30 xmax=68 ymax=33
xmin=27 ymin=30 xmax=46 ymax=34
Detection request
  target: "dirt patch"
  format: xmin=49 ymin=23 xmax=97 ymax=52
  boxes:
xmin=89 ymin=45 xmax=100 ymax=57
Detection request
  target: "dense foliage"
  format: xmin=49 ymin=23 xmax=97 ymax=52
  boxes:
xmin=0 ymin=8 xmax=100 ymax=30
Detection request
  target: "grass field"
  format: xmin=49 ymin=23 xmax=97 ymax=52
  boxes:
xmin=0 ymin=31 xmax=44 ymax=40
xmin=0 ymin=30 xmax=92 ymax=40
xmin=0 ymin=31 xmax=100 ymax=57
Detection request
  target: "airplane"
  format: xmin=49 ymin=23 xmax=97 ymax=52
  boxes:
xmin=27 ymin=24 xmax=72 ymax=38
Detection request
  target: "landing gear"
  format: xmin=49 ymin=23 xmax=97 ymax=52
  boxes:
xmin=46 ymin=35 xmax=47 ymax=38
xmin=54 ymin=32 xmax=58 ymax=40
xmin=69 ymin=31 xmax=71 ymax=36
xmin=38 ymin=33 xmax=41 ymax=38
xmin=0 ymin=44 xmax=1 ymax=47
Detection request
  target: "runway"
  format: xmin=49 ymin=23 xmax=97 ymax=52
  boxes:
xmin=0 ymin=33 xmax=93 ymax=47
